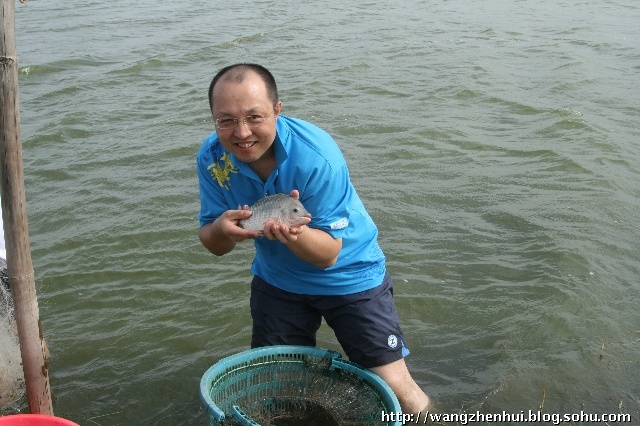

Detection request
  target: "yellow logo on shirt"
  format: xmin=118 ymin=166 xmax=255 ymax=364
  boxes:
xmin=208 ymin=152 xmax=238 ymax=190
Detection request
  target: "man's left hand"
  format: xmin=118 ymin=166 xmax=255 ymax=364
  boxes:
xmin=263 ymin=221 xmax=306 ymax=243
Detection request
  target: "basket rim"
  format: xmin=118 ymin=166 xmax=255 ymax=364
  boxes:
xmin=199 ymin=345 xmax=402 ymax=424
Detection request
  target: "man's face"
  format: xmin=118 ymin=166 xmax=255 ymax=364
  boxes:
xmin=210 ymin=72 xmax=281 ymax=167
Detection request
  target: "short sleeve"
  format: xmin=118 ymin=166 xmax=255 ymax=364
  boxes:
xmin=301 ymin=161 xmax=353 ymax=239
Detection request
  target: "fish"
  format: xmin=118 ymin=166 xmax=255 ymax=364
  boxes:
xmin=238 ymin=194 xmax=312 ymax=233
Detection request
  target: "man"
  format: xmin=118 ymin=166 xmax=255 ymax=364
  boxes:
xmin=197 ymin=63 xmax=430 ymax=417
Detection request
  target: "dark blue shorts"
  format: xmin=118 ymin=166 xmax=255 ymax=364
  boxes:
xmin=250 ymin=273 xmax=410 ymax=368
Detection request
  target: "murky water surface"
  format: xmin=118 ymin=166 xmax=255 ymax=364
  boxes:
xmin=3 ymin=0 xmax=639 ymax=424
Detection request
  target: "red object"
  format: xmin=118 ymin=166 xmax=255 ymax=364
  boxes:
xmin=0 ymin=415 xmax=79 ymax=426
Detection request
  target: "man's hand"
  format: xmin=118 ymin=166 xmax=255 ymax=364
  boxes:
xmin=219 ymin=208 xmax=260 ymax=242
xmin=199 ymin=208 xmax=260 ymax=256
xmin=289 ymin=189 xmax=301 ymax=200
xmin=263 ymin=220 xmax=307 ymax=243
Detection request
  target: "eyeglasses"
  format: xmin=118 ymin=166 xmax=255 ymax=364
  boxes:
xmin=214 ymin=109 xmax=275 ymax=130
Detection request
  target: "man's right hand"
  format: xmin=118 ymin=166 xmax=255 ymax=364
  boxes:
xmin=199 ymin=209 xmax=260 ymax=256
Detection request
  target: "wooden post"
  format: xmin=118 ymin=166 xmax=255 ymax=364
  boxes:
xmin=1 ymin=0 xmax=53 ymax=415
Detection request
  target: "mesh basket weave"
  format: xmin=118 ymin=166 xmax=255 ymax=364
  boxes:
xmin=200 ymin=346 xmax=402 ymax=426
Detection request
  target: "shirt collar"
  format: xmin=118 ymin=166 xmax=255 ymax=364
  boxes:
xmin=274 ymin=115 xmax=290 ymax=166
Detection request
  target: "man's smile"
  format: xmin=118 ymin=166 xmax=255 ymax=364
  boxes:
xmin=236 ymin=141 xmax=257 ymax=150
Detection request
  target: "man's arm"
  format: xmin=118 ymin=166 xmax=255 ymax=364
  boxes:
xmin=265 ymin=223 xmax=342 ymax=269
xmin=199 ymin=209 xmax=260 ymax=256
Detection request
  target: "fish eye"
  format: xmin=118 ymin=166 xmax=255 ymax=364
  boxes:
xmin=293 ymin=208 xmax=299 ymax=213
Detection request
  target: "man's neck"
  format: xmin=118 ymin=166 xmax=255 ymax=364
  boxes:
xmin=249 ymin=150 xmax=277 ymax=182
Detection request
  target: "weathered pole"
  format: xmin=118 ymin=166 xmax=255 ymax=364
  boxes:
xmin=0 ymin=0 xmax=53 ymax=415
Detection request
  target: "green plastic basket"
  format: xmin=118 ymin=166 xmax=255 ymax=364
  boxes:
xmin=200 ymin=346 xmax=402 ymax=425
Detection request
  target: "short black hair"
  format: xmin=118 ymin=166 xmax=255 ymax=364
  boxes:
xmin=208 ymin=63 xmax=279 ymax=111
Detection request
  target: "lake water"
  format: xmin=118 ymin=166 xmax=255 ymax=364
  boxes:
xmin=4 ymin=0 xmax=639 ymax=424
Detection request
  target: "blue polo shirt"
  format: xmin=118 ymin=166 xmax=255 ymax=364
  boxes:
xmin=197 ymin=115 xmax=386 ymax=295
